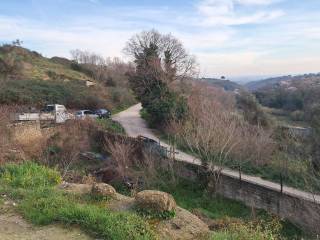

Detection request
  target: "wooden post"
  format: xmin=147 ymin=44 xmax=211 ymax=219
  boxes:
xmin=280 ymin=173 xmax=283 ymax=194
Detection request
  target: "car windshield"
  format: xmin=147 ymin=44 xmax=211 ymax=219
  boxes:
xmin=42 ymin=105 xmax=55 ymax=112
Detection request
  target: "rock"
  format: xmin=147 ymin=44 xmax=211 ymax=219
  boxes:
xmin=91 ymin=183 xmax=116 ymax=197
xmin=156 ymin=207 xmax=210 ymax=240
xmin=58 ymin=182 xmax=92 ymax=195
xmin=135 ymin=190 xmax=176 ymax=212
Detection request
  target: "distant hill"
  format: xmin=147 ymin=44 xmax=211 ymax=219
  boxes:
xmin=0 ymin=45 xmax=92 ymax=82
xmin=200 ymin=78 xmax=243 ymax=92
xmin=0 ymin=44 xmax=136 ymax=110
xmin=245 ymin=73 xmax=320 ymax=91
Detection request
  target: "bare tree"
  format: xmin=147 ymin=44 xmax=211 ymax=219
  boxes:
xmin=104 ymin=137 xmax=135 ymax=180
xmin=169 ymin=84 xmax=275 ymax=192
xmin=124 ymin=29 xmax=197 ymax=83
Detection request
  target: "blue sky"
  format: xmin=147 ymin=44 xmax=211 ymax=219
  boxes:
xmin=1 ymin=0 xmax=320 ymax=79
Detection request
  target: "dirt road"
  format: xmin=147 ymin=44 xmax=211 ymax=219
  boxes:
xmin=113 ymin=103 xmax=320 ymax=203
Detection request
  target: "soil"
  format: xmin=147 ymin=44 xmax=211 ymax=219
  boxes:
xmin=0 ymin=201 xmax=92 ymax=240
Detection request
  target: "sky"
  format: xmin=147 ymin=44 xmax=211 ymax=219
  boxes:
xmin=0 ymin=0 xmax=320 ymax=81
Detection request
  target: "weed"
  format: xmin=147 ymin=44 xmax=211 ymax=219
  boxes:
xmin=0 ymin=162 xmax=156 ymax=240
xmin=96 ymin=118 xmax=126 ymax=135
xmin=0 ymin=161 xmax=61 ymax=189
xmin=135 ymin=206 xmax=176 ymax=220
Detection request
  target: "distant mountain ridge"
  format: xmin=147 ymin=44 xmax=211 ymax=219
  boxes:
xmin=200 ymin=78 xmax=243 ymax=92
xmin=245 ymin=73 xmax=320 ymax=91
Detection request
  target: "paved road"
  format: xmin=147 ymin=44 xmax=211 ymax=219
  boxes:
xmin=113 ymin=103 xmax=320 ymax=203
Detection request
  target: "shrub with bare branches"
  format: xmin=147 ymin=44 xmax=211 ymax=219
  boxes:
xmin=0 ymin=106 xmax=13 ymax=163
xmin=43 ymin=120 xmax=93 ymax=177
xmin=104 ymin=138 xmax=136 ymax=181
xmin=169 ymin=85 xmax=275 ymax=191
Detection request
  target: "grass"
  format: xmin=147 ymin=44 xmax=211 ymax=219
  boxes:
xmin=175 ymin=181 xmax=304 ymax=239
xmin=119 ymin=175 xmax=305 ymax=240
xmin=96 ymin=118 xmax=126 ymax=135
xmin=211 ymin=220 xmax=282 ymax=240
xmin=0 ymin=162 xmax=155 ymax=240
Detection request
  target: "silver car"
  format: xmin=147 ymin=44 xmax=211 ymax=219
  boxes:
xmin=75 ymin=110 xmax=99 ymax=119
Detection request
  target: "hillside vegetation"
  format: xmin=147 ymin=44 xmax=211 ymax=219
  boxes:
xmin=0 ymin=44 xmax=136 ymax=110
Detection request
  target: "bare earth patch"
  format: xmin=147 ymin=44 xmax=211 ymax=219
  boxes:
xmin=0 ymin=213 xmax=92 ymax=240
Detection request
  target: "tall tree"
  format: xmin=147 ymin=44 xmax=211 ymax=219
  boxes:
xmin=124 ymin=30 xmax=192 ymax=127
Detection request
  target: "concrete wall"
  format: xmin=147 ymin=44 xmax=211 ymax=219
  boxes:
xmin=216 ymin=173 xmax=320 ymax=235
xmin=171 ymin=160 xmax=320 ymax=235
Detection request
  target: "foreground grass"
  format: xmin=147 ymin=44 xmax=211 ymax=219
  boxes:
xmin=128 ymin=176 xmax=305 ymax=240
xmin=0 ymin=162 xmax=155 ymax=240
xmin=171 ymin=181 xmax=305 ymax=239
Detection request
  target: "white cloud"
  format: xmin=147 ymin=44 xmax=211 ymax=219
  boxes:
xmin=197 ymin=0 xmax=284 ymax=26
xmin=0 ymin=0 xmax=319 ymax=77
xmin=0 ymin=16 xmax=135 ymax=58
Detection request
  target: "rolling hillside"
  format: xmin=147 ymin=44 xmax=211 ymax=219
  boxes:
xmin=0 ymin=45 xmax=92 ymax=82
xmin=245 ymin=73 xmax=320 ymax=91
xmin=200 ymin=78 xmax=243 ymax=92
xmin=0 ymin=44 xmax=136 ymax=110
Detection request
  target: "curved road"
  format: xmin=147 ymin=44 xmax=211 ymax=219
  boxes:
xmin=113 ymin=103 xmax=320 ymax=204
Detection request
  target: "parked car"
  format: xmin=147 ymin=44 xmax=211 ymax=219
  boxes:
xmin=95 ymin=109 xmax=111 ymax=119
xmin=137 ymin=135 xmax=167 ymax=157
xmin=75 ymin=110 xmax=99 ymax=119
xmin=137 ymin=135 xmax=159 ymax=145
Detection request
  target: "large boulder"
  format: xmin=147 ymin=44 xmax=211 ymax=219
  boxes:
xmin=135 ymin=190 xmax=176 ymax=212
xmin=156 ymin=207 xmax=210 ymax=240
xmin=91 ymin=183 xmax=116 ymax=197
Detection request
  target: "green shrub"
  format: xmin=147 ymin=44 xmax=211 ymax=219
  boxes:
xmin=142 ymin=88 xmax=188 ymax=128
xmin=0 ymin=162 xmax=61 ymax=189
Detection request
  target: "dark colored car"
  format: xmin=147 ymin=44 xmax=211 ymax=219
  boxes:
xmin=95 ymin=109 xmax=111 ymax=119
xmin=137 ymin=135 xmax=167 ymax=157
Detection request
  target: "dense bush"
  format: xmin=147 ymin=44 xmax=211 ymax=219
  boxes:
xmin=0 ymin=79 xmax=104 ymax=109
xmin=142 ymin=87 xmax=188 ymax=127
xmin=236 ymin=91 xmax=272 ymax=128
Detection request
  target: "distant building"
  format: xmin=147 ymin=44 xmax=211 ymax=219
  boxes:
xmin=86 ymin=80 xmax=96 ymax=87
